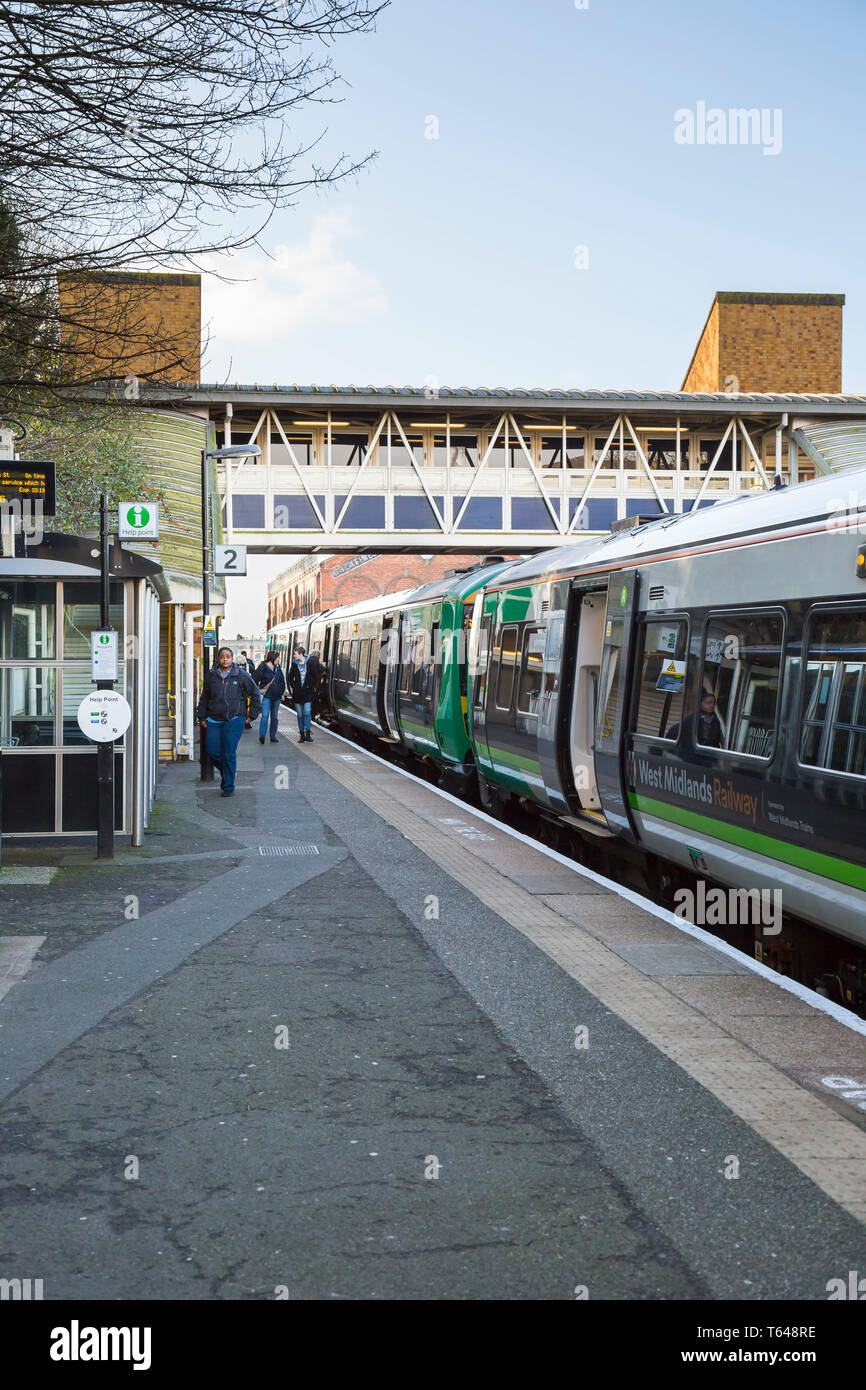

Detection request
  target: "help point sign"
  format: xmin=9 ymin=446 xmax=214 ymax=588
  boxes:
xmin=118 ymin=501 xmax=159 ymax=539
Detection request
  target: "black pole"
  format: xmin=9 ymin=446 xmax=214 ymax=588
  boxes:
xmin=199 ymin=448 xmax=213 ymax=781
xmin=96 ymin=493 xmax=114 ymax=859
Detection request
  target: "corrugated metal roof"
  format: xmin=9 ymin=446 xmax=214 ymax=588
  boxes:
xmin=145 ymin=383 xmax=866 ymax=408
xmin=122 ymin=409 xmax=225 ymax=601
xmin=798 ymin=421 xmax=866 ymax=472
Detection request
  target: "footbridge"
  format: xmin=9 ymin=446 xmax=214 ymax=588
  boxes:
xmin=157 ymin=384 xmax=866 ymax=554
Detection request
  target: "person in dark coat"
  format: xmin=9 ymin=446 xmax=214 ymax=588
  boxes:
xmin=197 ymin=646 xmax=262 ymax=796
xmin=666 ymin=691 xmax=725 ymax=751
xmin=288 ymin=646 xmax=321 ymax=743
xmin=256 ymin=651 xmax=286 ymax=744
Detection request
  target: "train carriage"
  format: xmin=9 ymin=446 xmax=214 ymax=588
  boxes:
xmin=267 ymin=472 xmax=866 ymax=997
xmin=269 ymin=561 xmax=512 ymax=781
xmin=469 ymin=469 xmax=866 ymax=953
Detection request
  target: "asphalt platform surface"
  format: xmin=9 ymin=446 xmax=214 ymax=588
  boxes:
xmin=0 ymin=723 xmax=863 ymax=1300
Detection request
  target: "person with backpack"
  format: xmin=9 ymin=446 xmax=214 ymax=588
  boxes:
xmin=288 ymin=646 xmax=320 ymax=743
xmin=256 ymin=650 xmax=286 ymax=744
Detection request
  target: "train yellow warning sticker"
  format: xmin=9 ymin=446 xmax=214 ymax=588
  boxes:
xmin=656 ymin=659 xmax=685 ymax=693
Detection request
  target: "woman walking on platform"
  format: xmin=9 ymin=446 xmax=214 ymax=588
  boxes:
xmin=256 ymin=650 xmax=286 ymax=744
xmin=288 ymin=646 xmax=319 ymax=743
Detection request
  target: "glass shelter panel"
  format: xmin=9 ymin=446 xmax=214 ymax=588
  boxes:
xmin=63 ymin=583 xmax=124 ymax=659
xmin=0 ymin=667 xmax=56 ymax=745
xmin=0 ymin=581 xmax=56 ymax=659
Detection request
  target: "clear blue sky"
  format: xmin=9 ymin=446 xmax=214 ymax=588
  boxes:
xmin=204 ymin=0 xmax=866 ymax=392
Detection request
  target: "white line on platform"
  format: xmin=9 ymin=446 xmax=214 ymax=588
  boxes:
xmin=310 ymin=721 xmax=866 ymax=1038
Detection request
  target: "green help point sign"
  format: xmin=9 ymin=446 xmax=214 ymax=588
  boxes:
xmin=118 ymin=501 xmax=159 ymax=539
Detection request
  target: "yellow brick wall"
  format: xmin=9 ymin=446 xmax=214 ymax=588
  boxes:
xmin=58 ymin=271 xmax=201 ymax=384
xmin=682 ymin=300 xmax=719 ymax=392
xmin=682 ymin=293 xmax=843 ymax=393
xmin=719 ymin=301 xmax=842 ymax=394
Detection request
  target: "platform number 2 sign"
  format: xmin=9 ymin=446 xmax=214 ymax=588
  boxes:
xmin=214 ymin=544 xmax=247 ymax=576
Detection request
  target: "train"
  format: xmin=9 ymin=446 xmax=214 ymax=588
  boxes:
xmin=269 ymin=466 xmax=866 ymax=1007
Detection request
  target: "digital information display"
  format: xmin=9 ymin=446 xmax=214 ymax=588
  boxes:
xmin=0 ymin=461 xmax=56 ymax=513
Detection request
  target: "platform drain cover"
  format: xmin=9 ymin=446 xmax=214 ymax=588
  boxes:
xmin=258 ymin=844 xmax=320 ymax=856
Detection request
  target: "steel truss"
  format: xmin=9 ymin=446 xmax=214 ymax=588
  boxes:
xmin=214 ymin=404 xmax=853 ymax=551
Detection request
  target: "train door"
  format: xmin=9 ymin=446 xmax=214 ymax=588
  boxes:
xmin=380 ymin=611 xmax=402 ymax=740
xmin=594 ymin=569 xmax=641 ymax=839
xmin=569 ymin=588 xmax=607 ymax=813
xmin=377 ymin=614 xmax=396 ymax=738
xmin=469 ymin=596 xmax=493 ymax=771
xmin=533 ymin=604 xmax=570 ymax=814
xmin=316 ymin=624 xmax=334 ymax=717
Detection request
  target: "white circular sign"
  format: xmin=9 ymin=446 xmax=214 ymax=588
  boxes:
xmin=77 ymin=691 xmax=132 ymax=742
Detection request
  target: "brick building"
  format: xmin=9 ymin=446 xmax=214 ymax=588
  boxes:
xmin=267 ymin=551 xmax=514 ymax=628
xmin=58 ymin=270 xmax=201 ymax=383
xmin=682 ymin=291 xmax=844 ymax=394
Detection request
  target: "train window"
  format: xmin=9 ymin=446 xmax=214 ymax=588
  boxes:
xmin=400 ymin=633 xmax=415 ymax=693
xmin=699 ymin=613 xmax=783 ymax=758
xmin=543 ymin=616 xmax=563 ymax=700
xmin=348 ymin=640 xmax=360 ymax=683
xmin=338 ymin=639 xmax=351 ymax=682
xmin=800 ymin=610 xmax=866 ymax=777
xmin=633 ymin=621 xmax=687 ymax=739
xmin=429 ymin=623 xmax=441 ymax=714
xmin=597 ymin=616 xmax=625 ymax=744
xmin=517 ymin=628 xmax=546 ymax=716
xmin=358 ymin=636 xmax=372 ymax=686
xmin=495 ymin=626 xmax=519 ymax=710
xmin=473 ymin=615 xmax=491 ymax=709
xmin=400 ymin=630 xmax=430 ymax=700
xmin=399 ymin=632 xmax=413 ymax=693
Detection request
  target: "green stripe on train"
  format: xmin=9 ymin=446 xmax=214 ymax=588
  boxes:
xmin=629 ymin=793 xmax=866 ymax=891
xmin=485 ymin=744 xmax=542 ymax=775
xmin=399 ymin=714 xmax=437 ymax=748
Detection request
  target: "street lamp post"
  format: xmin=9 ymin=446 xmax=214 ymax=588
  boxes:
xmin=199 ymin=441 xmax=261 ymax=781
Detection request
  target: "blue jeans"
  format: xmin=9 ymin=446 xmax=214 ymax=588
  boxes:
xmin=295 ymin=701 xmax=312 ymax=734
xmin=206 ymin=715 xmax=245 ymax=791
xmin=259 ymin=697 xmax=280 ymax=740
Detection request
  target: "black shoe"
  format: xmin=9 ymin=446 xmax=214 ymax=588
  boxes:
xmin=270 ymin=738 xmax=278 ymax=743
xmin=306 ymin=733 xmax=313 ymax=743
xmin=220 ymin=789 xmax=234 ymax=797
xmin=259 ymin=736 xmax=265 ymax=744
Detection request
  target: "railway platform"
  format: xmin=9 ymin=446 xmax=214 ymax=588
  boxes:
xmin=1 ymin=717 xmax=865 ymax=1303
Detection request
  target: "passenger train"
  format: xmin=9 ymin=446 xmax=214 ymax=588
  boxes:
xmin=269 ymin=467 xmax=866 ymax=1008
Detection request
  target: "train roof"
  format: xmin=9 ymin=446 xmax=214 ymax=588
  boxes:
xmin=485 ymin=464 xmax=866 ymax=590
xmin=286 ymin=560 xmax=517 ymax=628
xmin=269 ymin=611 xmax=335 ymax=632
